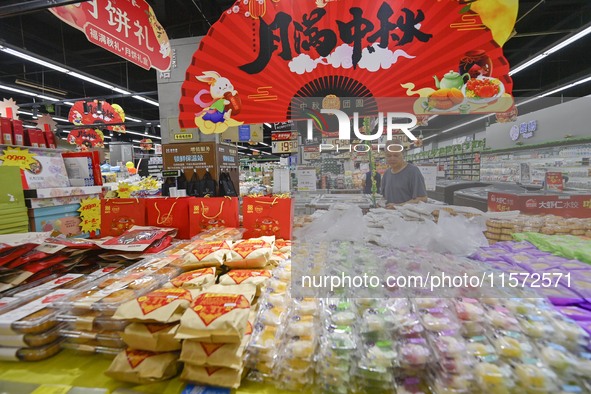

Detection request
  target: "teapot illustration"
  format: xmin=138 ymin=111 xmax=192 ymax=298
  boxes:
xmin=433 ymin=70 xmax=470 ymax=90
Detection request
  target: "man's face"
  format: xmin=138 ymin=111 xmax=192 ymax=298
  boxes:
xmin=385 ymin=150 xmax=404 ymax=167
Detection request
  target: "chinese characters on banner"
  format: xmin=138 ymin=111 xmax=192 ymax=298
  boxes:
xmin=50 ymin=0 xmax=171 ymax=71
xmin=179 ymin=0 xmax=518 ymax=131
xmin=488 ymin=192 xmax=591 ymax=218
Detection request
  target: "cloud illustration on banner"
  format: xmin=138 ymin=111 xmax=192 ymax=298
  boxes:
xmin=357 ymin=44 xmax=415 ymax=72
xmin=288 ymin=44 xmax=414 ymax=74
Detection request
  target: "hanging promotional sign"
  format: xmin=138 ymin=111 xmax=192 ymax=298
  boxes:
xmin=68 ymin=100 xmax=126 ymax=134
xmin=50 ymin=0 xmax=171 ymax=72
xmin=179 ymin=0 xmax=517 ymax=134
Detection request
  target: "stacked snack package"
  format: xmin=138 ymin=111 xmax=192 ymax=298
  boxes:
xmin=485 ymin=215 xmax=591 ymax=244
xmin=0 ymin=266 xmax=126 ymax=362
xmin=175 ymin=283 xmax=257 ymax=388
xmin=53 ymin=271 xmax=169 ymax=355
xmin=245 ymin=259 xmax=293 ymax=384
xmin=167 ymin=226 xmax=269 ymax=389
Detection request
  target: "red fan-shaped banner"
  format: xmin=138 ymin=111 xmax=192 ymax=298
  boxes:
xmin=179 ymin=0 xmax=517 ymax=133
xmin=67 ymin=128 xmax=105 ymax=150
xmin=68 ymin=100 xmax=126 ymax=133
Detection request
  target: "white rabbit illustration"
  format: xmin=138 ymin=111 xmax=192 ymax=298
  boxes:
xmin=195 ymin=71 xmax=238 ymax=122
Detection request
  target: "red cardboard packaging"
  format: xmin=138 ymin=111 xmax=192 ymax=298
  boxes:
xmin=11 ymin=120 xmax=24 ymax=146
xmin=44 ymin=129 xmax=57 ymax=149
xmin=35 ymin=129 xmax=47 ymax=148
xmin=24 ymin=128 xmax=39 ymax=147
xmin=1 ymin=117 xmax=13 ymax=145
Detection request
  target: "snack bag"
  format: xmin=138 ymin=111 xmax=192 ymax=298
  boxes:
xmin=175 ymin=289 xmax=254 ymax=343
xmin=105 ymin=349 xmax=179 ymax=384
xmin=180 ymin=312 xmax=254 ymax=368
xmin=121 ymin=322 xmax=181 ymax=352
xmin=177 ymin=240 xmax=232 ymax=270
xmin=113 ymin=287 xmax=193 ymax=323
xmin=191 ymin=197 xmax=239 ymax=231
xmin=169 ymin=268 xmax=216 ymax=290
xmin=180 ymin=365 xmax=244 ymax=388
xmin=219 ymin=269 xmax=271 ymax=293
xmin=225 ymin=236 xmax=274 ymax=269
xmin=242 ymin=195 xmax=293 ymax=240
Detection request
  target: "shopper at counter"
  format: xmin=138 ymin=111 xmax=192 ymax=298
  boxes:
xmin=381 ymin=149 xmax=427 ymax=207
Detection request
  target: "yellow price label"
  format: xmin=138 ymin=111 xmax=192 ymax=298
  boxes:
xmin=31 ymin=384 xmax=72 ymax=394
xmin=0 ymin=146 xmax=38 ymax=171
xmin=118 ymin=182 xmax=133 ymax=198
xmin=78 ymin=197 xmax=101 ymax=233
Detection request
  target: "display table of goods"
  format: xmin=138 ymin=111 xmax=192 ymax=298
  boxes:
xmin=1 ymin=224 xmax=591 ymax=393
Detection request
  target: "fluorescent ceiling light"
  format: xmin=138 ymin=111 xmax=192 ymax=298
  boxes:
xmin=540 ymin=75 xmax=591 ymax=97
xmin=0 ymin=84 xmax=42 ymax=97
xmin=38 ymin=95 xmax=59 ymax=102
xmin=64 ymin=101 xmax=75 ymax=106
xmin=112 ymin=87 xmax=131 ymax=95
xmin=0 ymin=46 xmax=69 ymax=73
xmin=1 ymin=44 xmax=159 ymax=107
xmin=132 ymin=95 xmax=159 ymax=107
xmin=509 ymin=23 xmax=591 ymax=76
xmin=125 ymin=116 xmax=142 ymax=122
xmin=424 ymin=74 xmax=591 ymax=141
xmin=264 ymin=123 xmax=271 ymax=127
xmin=53 ymin=116 xmax=68 ymax=122
xmin=67 ymin=72 xmax=114 ymax=90
xmin=123 ymin=130 xmax=161 ymax=139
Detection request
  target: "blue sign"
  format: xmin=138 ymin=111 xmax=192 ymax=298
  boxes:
xmin=182 ymin=384 xmax=230 ymax=394
xmin=238 ymin=125 xmax=250 ymax=141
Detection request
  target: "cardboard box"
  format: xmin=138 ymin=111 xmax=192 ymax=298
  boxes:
xmin=24 ymin=186 xmax=104 ymax=199
xmin=0 ymin=146 xmax=71 ymax=190
xmin=28 ymin=203 xmax=86 ymax=237
xmin=1 ymin=117 xmax=13 ymax=145
xmin=24 ymin=128 xmax=39 ymax=147
xmin=44 ymin=129 xmax=57 ymax=149
xmin=35 ymin=129 xmax=47 ymax=148
xmin=11 ymin=120 xmax=24 ymax=146
xmin=26 ymin=193 xmax=102 ymax=209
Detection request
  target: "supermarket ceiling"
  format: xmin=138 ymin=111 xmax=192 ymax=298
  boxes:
xmin=0 ymin=0 xmax=591 ymax=149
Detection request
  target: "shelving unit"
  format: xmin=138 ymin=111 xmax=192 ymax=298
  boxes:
xmin=407 ymin=140 xmax=485 ymax=181
xmin=480 ymin=142 xmax=591 ymax=190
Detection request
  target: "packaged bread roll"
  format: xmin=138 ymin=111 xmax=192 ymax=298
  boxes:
xmin=180 ymin=311 xmax=254 ymax=368
xmin=121 ymin=322 xmax=181 ymax=352
xmin=105 ymin=349 xmax=179 ymax=384
xmin=169 ymin=268 xmax=216 ymax=290
xmin=180 ymin=364 xmax=244 ymax=388
xmin=196 ymin=284 xmax=257 ymax=303
xmin=273 ymin=239 xmax=292 ymax=253
xmin=177 ymin=241 xmax=232 ymax=270
xmin=218 ymin=269 xmax=271 ymax=288
xmin=113 ymin=288 xmax=192 ymax=323
xmin=175 ymin=291 xmax=252 ymax=343
xmin=225 ymin=236 xmax=274 ymax=269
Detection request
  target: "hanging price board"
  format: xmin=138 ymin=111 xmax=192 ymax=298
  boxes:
xmin=272 ymin=139 xmax=298 ymax=154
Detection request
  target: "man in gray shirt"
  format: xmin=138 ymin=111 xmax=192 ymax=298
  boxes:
xmin=380 ymin=149 xmax=427 ymax=207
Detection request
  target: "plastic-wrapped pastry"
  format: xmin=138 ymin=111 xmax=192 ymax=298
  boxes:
xmin=399 ymin=338 xmax=431 ymax=368
xmin=474 ymin=363 xmax=514 ymax=394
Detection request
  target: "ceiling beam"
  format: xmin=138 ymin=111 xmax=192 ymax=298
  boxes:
xmin=0 ymin=0 xmax=86 ymax=19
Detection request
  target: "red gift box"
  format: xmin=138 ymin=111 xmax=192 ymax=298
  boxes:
xmin=146 ymin=197 xmax=199 ymax=239
xmin=101 ymin=198 xmax=147 ymax=237
xmin=11 ymin=120 xmax=24 ymax=146
xmin=242 ymin=195 xmax=294 ymax=240
xmin=191 ymin=197 xmax=239 ymax=233
xmin=1 ymin=117 xmax=13 ymax=145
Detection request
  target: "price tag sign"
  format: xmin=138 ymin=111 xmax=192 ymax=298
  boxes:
xmin=272 ymin=139 xmax=298 ymax=154
xmin=78 ymin=197 xmax=101 ymax=233
xmin=0 ymin=147 xmax=38 ymax=171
